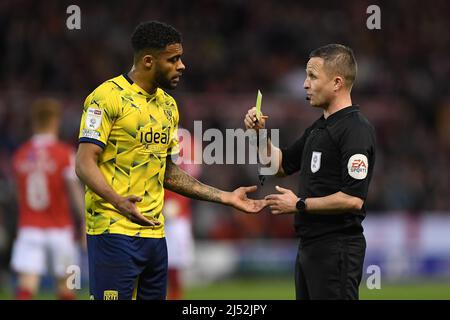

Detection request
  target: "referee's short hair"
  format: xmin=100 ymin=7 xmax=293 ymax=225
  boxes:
xmin=131 ymin=21 xmax=182 ymax=56
xmin=309 ymin=44 xmax=357 ymax=89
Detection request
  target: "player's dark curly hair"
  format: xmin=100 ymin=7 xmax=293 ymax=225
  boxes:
xmin=309 ymin=44 xmax=357 ymax=89
xmin=131 ymin=21 xmax=181 ymax=54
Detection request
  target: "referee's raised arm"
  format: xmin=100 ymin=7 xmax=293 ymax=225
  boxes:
xmin=253 ymin=44 xmax=376 ymax=301
xmin=243 ymin=107 xmax=286 ymax=177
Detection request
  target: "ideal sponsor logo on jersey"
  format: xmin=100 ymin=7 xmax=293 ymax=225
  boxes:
xmin=348 ymin=154 xmax=369 ymax=179
xmin=139 ymin=127 xmax=171 ymax=145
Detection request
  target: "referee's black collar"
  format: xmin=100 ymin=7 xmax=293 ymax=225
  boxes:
xmin=323 ymin=105 xmax=359 ymax=126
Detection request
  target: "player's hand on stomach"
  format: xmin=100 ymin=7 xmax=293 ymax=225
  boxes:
xmin=244 ymin=107 xmax=268 ymax=132
xmin=114 ymin=195 xmax=160 ymax=226
xmin=225 ymin=185 xmax=268 ymax=214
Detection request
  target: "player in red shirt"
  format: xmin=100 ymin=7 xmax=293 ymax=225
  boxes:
xmin=164 ymin=132 xmax=201 ymax=300
xmin=10 ymin=98 xmax=84 ymax=300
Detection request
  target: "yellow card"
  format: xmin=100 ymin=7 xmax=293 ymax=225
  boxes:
xmin=255 ymin=90 xmax=262 ymax=121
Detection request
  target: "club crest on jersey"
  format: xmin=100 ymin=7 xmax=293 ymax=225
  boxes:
xmin=103 ymin=290 xmax=118 ymax=300
xmin=163 ymin=109 xmax=173 ymax=123
xmin=85 ymin=107 xmax=102 ymax=130
xmin=348 ymin=154 xmax=369 ymax=179
xmin=311 ymin=151 xmax=322 ymax=173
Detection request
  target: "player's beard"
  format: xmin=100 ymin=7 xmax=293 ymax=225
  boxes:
xmin=155 ymin=69 xmax=177 ymax=90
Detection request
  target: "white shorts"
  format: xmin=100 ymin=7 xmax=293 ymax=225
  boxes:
xmin=10 ymin=227 xmax=78 ymax=278
xmin=165 ymin=218 xmax=194 ymax=269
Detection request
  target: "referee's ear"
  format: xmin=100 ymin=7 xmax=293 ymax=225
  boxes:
xmin=333 ymin=76 xmax=345 ymax=92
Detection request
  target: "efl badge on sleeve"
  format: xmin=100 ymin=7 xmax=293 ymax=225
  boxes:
xmin=86 ymin=107 xmax=103 ymax=130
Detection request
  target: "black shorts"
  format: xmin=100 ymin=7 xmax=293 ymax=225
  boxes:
xmin=295 ymin=233 xmax=366 ymax=300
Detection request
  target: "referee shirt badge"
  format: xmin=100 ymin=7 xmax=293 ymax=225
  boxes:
xmin=348 ymin=154 xmax=369 ymax=179
xmin=311 ymin=151 xmax=322 ymax=173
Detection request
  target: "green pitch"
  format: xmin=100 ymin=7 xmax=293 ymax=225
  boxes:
xmin=1 ymin=278 xmax=449 ymax=300
xmin=184 ymin=277 xmax=450 ymax=300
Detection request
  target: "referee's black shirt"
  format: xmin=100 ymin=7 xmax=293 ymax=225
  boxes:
xmin=281 ymin=106 xmax=376 ymax=243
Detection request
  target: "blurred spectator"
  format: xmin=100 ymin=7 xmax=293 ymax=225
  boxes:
xmin=0 ymin=0 xmax=449 ymax=249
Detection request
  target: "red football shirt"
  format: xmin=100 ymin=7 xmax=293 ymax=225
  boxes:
xmin=12 ymin=134 xmax=76 ymax=228
xmin=164 ymin=135 xmax=202 ymax=219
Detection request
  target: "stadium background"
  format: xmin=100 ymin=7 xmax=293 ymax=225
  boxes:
xmin=1 ymin=0 xmax=450 ymax=299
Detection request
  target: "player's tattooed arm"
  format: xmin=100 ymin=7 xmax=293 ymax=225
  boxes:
xmin=164 ymin=158 xmax=266 ymax=213
xmin=164 ymin=158 xmax=223 ymax=203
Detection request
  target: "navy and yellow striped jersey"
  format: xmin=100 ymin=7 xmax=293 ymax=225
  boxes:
xmin=78 ymin=74 xmax=179 ymax=238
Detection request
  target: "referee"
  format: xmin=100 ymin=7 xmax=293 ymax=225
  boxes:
xmin=244 ymin=44 xmax=376 ymax=299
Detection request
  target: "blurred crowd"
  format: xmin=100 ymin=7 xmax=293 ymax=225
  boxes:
xmin=1 ymin=0 xmax=450 ymax=258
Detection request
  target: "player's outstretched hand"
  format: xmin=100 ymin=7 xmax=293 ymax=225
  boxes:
xmin=115 ymin=195 xmax=161 ymax=226
xmin=225 ymin=186 xmax=267 ymax=214
xmin=265 ymin=186 xmax=299 ymax=215
xmin=244 ymin=107 xmax=268 ymax=131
